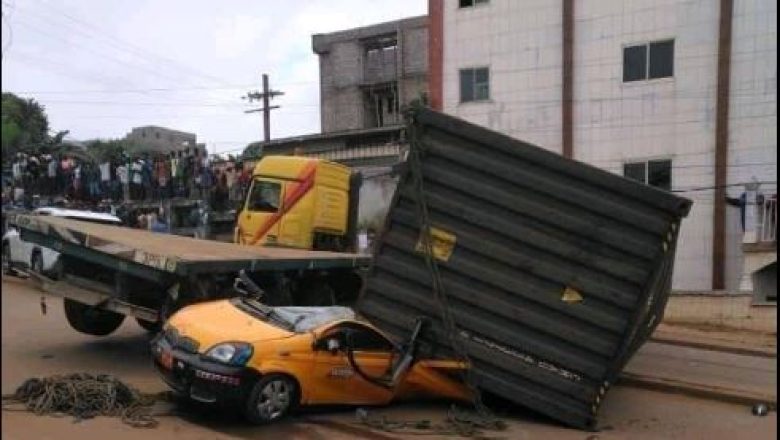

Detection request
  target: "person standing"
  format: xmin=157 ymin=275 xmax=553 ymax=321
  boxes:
xmin=117 ymin=162 xmax=129 ymax=202
xmin=47 ymin=155 xmax=57 ymax=196
xmin=142 ymin=156 xmax=153 ymax=200
xmin=99 ymin=159 xmax=111 ymax=200
xmin=130 ymin=158 xmax=143 ymax=200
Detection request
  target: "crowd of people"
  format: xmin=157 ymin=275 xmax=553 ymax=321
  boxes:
xmin=4 ymin=149 xmax=254 ymax=212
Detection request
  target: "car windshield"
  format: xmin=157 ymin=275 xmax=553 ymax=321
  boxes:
xmin=230 ymin=298 xmax=355 ymax=333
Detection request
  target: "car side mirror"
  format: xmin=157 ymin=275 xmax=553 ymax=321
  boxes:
xmin=326 ymin=338 xmax=341 ymax=355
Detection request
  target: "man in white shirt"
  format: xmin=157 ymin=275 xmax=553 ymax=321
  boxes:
xmin=117 ymin=163 xmax=129 ymax=202
xmin=131 ymin=159 xmax=143 ymax=200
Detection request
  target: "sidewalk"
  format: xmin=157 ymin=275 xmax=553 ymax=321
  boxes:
xmin=650 ymin=322 xmax=777 ymax=357
xmin=622 ymin=340 xmax=777 ymax=407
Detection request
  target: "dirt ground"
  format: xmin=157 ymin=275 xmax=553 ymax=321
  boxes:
xmin=2 ymin=275 xmax=777 ymax=439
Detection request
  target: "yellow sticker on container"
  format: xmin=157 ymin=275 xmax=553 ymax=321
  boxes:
xmin=415 ymin=226 xmax=457 ymax=262
xmin=561 ymin=286 xmax=583 ymax=303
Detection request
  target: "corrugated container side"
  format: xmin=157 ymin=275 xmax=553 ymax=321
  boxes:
xmin=357 ymin=108 xmax=692 ymax=429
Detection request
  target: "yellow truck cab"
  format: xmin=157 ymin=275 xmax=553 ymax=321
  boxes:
xmin=235 ymin=156 xmax=360 ymax=252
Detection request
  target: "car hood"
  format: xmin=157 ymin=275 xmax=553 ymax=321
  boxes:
xmin=167 ymin=299 xmax=295 ymax=352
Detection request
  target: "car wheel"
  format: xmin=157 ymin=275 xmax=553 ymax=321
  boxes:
xmin=244 ymin=374 xmax=297 ymax=425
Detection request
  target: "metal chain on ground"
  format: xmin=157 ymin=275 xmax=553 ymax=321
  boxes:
xmin=1 ymin=373 xmax=170 ymax=428
xmin=406 ymin=115 xmax=503 ymax=431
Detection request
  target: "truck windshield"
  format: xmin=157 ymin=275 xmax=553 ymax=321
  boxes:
xmin=246 ymin=180 xmax=280 ymax=213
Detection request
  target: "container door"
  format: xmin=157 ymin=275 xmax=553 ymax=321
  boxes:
xmin=238 ymin=178 xmax=283 ymax=246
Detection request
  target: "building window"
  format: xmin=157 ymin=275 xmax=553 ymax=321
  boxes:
xmin=459 ymin=0 xmax=489 ymax=7
xmin=459 ymin=67 xmax=490 ymax=102
xmin=623 ymin=40 xmax=674 ymax=82
xmin=155 ymin=132 xmax=161 ymax=139
xmin=623 ymin=159 xmax=672 ymax=191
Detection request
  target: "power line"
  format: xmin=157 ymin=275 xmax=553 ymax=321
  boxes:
xmin=10 ymin=18 xmax=198 ymax=91
xmin=672 ymin=181 xmax=777 ymax=193
xmin=18 ymin=0 xmax=232 ymax=88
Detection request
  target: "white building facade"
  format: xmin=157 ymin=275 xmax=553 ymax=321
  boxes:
xmin=429 ymin=0 xmax=776 ymax=292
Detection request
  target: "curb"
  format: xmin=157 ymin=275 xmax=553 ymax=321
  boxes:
xmin=650 ymin=336 xmax=777 ymax=359
xmin=618 ymin=373 xmax=777 ymax=408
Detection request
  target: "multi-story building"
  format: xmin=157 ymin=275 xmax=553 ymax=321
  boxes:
xmin=428 ymin=0 xmax=776 ymax=295
xmin=124 ymin=126 xmax=205 ymax=156
xmin=312 ymin=16 xmax=429 ymax=133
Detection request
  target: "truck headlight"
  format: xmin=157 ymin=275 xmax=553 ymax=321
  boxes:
xmin=204 ymin=342 xmax=253 ymax=366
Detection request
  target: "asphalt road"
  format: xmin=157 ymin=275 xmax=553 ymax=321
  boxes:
xmin=2 ymin=275 xmax=776 ymax=440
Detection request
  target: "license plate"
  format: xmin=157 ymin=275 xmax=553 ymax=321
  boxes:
xmin=160 ymin=350 xmax=174 ymax=370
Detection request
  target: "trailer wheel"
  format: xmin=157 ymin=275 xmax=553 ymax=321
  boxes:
xmin=2 ymin=242 xmax=11 ymax=274
xmin=63 ymin=299 xmax=125 ymax=336
xmin=136 ymin=318 xmax=160 ymax=333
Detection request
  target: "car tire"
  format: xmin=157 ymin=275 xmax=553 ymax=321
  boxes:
xmin=244 ymin=374 xmax=298 ymax=425
xmin=63 ymin=299 xmax=125 ymax=336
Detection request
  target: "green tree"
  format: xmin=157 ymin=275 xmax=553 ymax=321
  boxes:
xmin=86 ymin=139 xmax=133 ymax=163
xmin=1 ymin=92 xmax=50 ymax=161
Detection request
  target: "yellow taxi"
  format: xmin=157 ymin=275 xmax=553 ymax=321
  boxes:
xmin=151 ymin=297 xmax=470 ymax=424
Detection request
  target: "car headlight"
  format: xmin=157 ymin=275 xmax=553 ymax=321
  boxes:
xmin=204 ymin=342 xmax=253 ymax=366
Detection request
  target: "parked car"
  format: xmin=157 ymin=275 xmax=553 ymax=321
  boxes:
xmin=2 ymin=207 xmax=122 ymax=277
xmin=151 ymin=296 xmax=470 ymax=425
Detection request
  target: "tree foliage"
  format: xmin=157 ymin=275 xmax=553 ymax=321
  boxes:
xmin=1 ymin=92 xmax=50 ymax=161
xmin=85 ymin=139 xmax=134 ymax=163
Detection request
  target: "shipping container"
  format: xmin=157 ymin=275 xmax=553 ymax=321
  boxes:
xmin=357 ymin=107 xmax=692 ymax=430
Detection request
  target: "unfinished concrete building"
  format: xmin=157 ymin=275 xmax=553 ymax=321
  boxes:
xmin=312 ymin=16 xmax=428 ymax=133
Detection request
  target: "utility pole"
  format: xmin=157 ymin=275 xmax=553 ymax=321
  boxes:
xmin=243 ymin=73 xmax=284 ymax=143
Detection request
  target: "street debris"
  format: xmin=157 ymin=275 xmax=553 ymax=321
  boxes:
xmin=751 ymin=403 xmax=769 ymax=417
xmin=355 ymin=406 xmax=507 ymax=439
xmin=2 ymin=373 xmax=168 ymax=428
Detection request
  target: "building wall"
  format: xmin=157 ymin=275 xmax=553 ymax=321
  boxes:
xmin=442 ymin=0 xmax=564 ymax=153
xmin=125 ymin=126 xmax=198 ymax=155
xmin=438 ymin=0 xmax=777 ymax=291
xmin=572 ymin=0 xmax=721 ymax=290
xmin=314 ymin=17 xmax=428 ymax=133
xmin=725 ymin=0 xmax=778 ymax=290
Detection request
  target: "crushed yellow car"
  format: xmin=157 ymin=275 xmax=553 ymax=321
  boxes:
xmin=151 ymin=297 xmax=471 ymax=424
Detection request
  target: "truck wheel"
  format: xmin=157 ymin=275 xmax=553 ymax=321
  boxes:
xmin=31 ymin=252 xmax=43 ymax=274
xmin=63 ymin=299 xmax=125 ymax=336
xmin=244 ymin=374 xmax=298 ymax=425
xmin=136 ymin=318 xmax=160 ymax=333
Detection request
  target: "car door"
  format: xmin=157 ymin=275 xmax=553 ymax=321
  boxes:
xmin=238 ymin=178 xmax=284 ymax=246
xmin=309 ymin=323 xmax=395 ymax=405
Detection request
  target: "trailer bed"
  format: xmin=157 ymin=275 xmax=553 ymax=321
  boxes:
xmin=15 ymin=215 xmax=370 ymax=277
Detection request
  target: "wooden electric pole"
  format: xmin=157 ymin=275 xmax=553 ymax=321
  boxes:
xmin=243 ymin=73 xmax=284 ymax=142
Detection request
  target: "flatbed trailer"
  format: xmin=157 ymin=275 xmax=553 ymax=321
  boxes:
xmin=13 ymin=214 xmax=370 ymax=333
